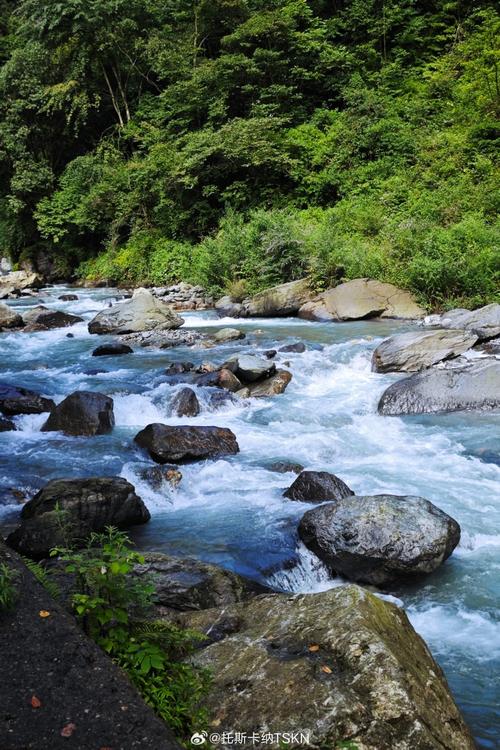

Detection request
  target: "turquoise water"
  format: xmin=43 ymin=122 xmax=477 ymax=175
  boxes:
xmin=1 ymin=285 xmax=499 ymax=746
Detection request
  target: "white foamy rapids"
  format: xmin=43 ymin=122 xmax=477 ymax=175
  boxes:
xmin=408 ymin=606 xmax=500 ymax=661
xmin=266 ymin=542 xmax=340 ymax=593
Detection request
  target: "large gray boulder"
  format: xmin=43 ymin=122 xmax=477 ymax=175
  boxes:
xmin=134 ymin=552 xmax=267 ymax=612
xmin=0 ymin=269 xmax=43 ymax=292
xmin=372 ymin=329 xmax=478 ymax=373
xmin=283 ymin=470 xmax=354 ymax=502
xmin=6 ymin=477 xmax=150 ymax=558
xmin=424 ymin=303 xmax=500 ymax=341
xmin=177 ymin=586 xmax=474 ymax=750
xmin=216 ymin=279 xmax=313 ymax=319
xmin=88 ymin=288 xmax=184 ymax=335
xmin=134 ymin=423 xmax=239 ymax=463
xmin=0 ymin=302 xmax=23 ymax=329
xmin=0 ymin=383 xmax=55 ymax=416
xmin=299 ymin=278 xmax=425 ymax=321
xmin=378 ymin=359 xmax=500 ymax=415
xmin=41 ymin=391 xmax=115 ymax=436
xmin=213 ymin=327 xmax=246 ymax=343
xmin=298 ymin=494 xmax=460 ymax=585
xmin=244 ymin=278 xmax=312 ymax=317
xmin=238 ymin=369 xmax=292 ymax=398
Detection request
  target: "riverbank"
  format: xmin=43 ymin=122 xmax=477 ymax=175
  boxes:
xmin=0 ymin=284 xmax=499 ymax=746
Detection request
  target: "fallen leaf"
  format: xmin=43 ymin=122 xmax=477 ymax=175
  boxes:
xmin=308 ymin=644 xmax=320 ymax=652
xmin=30 ymin=695 xmax=41 ymax=708
xmin=39 ymin=610 xmax=50 ymax=618
xmin=60 ymin=723 xmax=76 ymax=737
xmin=321 ymin=665 xmax=332 ymax=674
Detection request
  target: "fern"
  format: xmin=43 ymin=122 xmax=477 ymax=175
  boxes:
xmin=0 ymin=563 xmax=18 ymax=611
xmin=22 ymin=557 xmax=60 ymax=600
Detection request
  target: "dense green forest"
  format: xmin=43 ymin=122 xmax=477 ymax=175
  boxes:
xmin=0 ymin=0 xmax=498 ymax=308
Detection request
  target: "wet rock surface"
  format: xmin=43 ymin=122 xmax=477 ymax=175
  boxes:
xmin=283 ymin=470 xmax=354 ymax=502
xmin=171 ymin=387 xmax=200 ymax=417
xmin=0 ymin=302 xmax=23 ymax=329
xmin=176 ymin=586 xmax=474 ymax=750
xmin=0 ymin=383 xmax=55 ymax=416
xmin=92 ymin=342 xmax=133 ymax=356
xmin=6 ymin=477 xmax=150 ymax=558
xmin=42 ymin=391 xmax=115 ymax=436
xmin=134 ymin=423 xmax=240 ymax=463
xmin=23 ymin=306 xmax=83 ymax=331
xmin=298 ymin=493 xmax=460 ymax=584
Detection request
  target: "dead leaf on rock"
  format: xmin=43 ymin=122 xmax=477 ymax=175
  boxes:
xmin=308 ymin=644 xmax=320 ymax=652
xmin=30 ymin=695 xmax=41 ymax=708
xmin=60 ymin=723 xmax=76 ymax=737
xmin=321 ymin=665 xmax=332 ymax=674
xmin=39 ymin=610 xmax=50 ymax=618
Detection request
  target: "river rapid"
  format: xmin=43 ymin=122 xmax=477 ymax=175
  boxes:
xmin=1 ymin=285 xmax=499 ymax=747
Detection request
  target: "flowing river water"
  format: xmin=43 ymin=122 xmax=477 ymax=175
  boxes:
xmin=1 ymin=285 xmax=499 ymax=747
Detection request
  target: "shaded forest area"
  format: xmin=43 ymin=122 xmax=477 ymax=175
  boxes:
xmin=0 ymin=0 xmax=498 ymax=307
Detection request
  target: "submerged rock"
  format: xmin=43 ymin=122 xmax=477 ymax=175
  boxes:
xmin=299 ymin=278 xmax=425 ymax=321
xmin=267 ymin=461 xmax=304 ymax=474
xmin=372 ymin=329 xmax=478 ymax=373
xmin=92 ymin=342 xmax=133 ymax=356
xmin=284 ymin=470 xmax=354 ymax=502
xmin=298 ymin=494 xmax=460 ymax=584
xmin=23 ymin=306 xmax=83 ymax=331
xmin=170 ymin=387 xmax=200 ymax=417
xmin=0 ymin=302 xmax=23 ymax=329
xmin=424 ymin=302 xmax=500 ymax=341
xmin=136 ymin=464 xmax=183 ymax=490
xmin=134 ymin=552 xmax=267 ymax=612
xmin=378 ymin=359 xmax=500 ymax=415
xmin=278 ymin=341 xmax=306 ymax=353
xmin=58 ymin=293 xmax=79 ymax=301
xmin=0 ymin=416 xmax=16 ymax=431
xmin=179 ymin=586 xmax=474 ymax=750
xmin=88 ymin=288 xmax=184 ymax=335
xmin=7 ymin=477 xmax=150 ymax=558
xmin=134 ymin=423 xmax=239 ymax=463
xmin=0 ymin=383 xmax=55 ymax=416
xmin=41 ymin=391 xmax=115 ymax=436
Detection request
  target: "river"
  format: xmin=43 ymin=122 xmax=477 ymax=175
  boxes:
xmin=1 ymin=285 xmax=499 ymax=747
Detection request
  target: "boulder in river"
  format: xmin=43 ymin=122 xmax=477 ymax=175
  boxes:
xmin=378 ymin=359 xmax=500 ymax=415
xmin=267 ymin=461 xmax=304 ymax=474
xmin=226 ymin=354 xmax=276 ymax=383
xmin=6 ymin=477 xmax=150 ymax=558
xmin=213 ymin=327 xmax=246 ymax=343
xmin=424 ymin=302 xmax=500 ymax=341
xmin=0 ymin=383 xmax=55 ymax=416
xmin=240 ymin=369 xmax=292 ymax=398
xmin=284 ymin=470 xmax=354 ymax=502
xmin=58 ymin=293 xmax=79 ymax=301
xmin=134 ymin=552 xmax=267 ymax=613
xmin=299 ymin=278 xmax=425 ymax=321
xmin=298 ymin=494 xmax=460 ymax=584
xmin=278 ymin=341 xmax=306 ymax=353
xmin=134 ymin=423 xmax=239 ymax=463
xmin=88 ymin=288 xmax=184 ymax=335
xmin=0 ymin=416 xmax=16 ymax=431
xmin=372 ymin=329 xmax=478 ymax=373
xmin=136 ymin=464 xmax=183 ymax=490
xmin=170 ymin=387 xmax=200 ymax=417
xmin=92 ymin=342 xmax=133 ymax=356
xmin=41 ymin=391 xmax=115 ymax=436
xmin=0 ymin=269 xmax=43 ymax=292
xmin=177 ymin=586 xmax=474 ymax=750
xmin=244 ymin=278 xmax=313 ymax=317
xmin=22 ymin=306 xmax=83 ymax=331
xmin=0 ymin=302 xmax=23 ymax=329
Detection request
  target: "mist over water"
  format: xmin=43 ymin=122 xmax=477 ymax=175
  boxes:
xmin=1 ymin=285 xmax=499 ymax=747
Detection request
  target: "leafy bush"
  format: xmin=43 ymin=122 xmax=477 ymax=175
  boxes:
xmin=54 ymin=528 xmax=209 ymax=741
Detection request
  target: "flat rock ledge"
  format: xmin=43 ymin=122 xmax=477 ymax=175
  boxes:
xmin=175 ymin=586 xmax=475 ymax=750
xmin=0 ymin=542 xmax=180 ymax=750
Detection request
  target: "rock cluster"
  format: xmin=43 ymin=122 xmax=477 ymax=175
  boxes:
xmin=88 ymin=288 xmax=184 ymax=335
xmin=151 ymin=282 xmax=214 ymax=310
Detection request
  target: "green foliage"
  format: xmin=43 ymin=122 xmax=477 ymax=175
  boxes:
xmin=22 ymin=557 xmax=60 ymax=600
xmin=0 ymin=562 xmax=18 ymax=611
xmin=0 ymin=1 xmax=498 ymax=308
xmin=54 ymin=527 xmax=209 ymax=741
